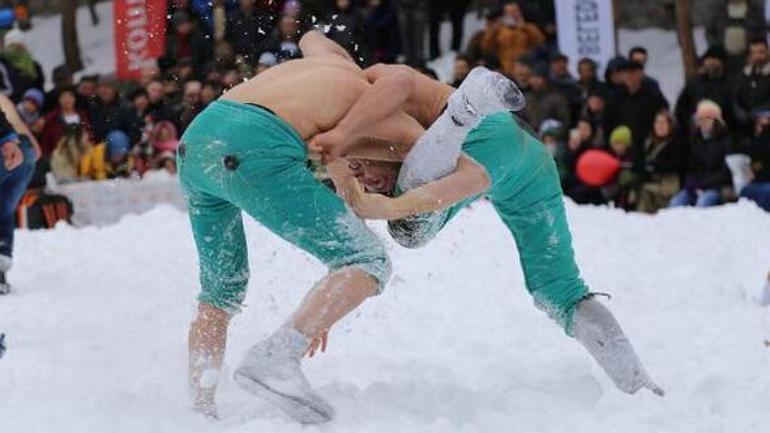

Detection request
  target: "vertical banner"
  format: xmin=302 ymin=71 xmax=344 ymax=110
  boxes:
xmin=114 ymin=0 xmax=167 ymax=80
xmin=555 ymin=0 xmax=616 ymax=75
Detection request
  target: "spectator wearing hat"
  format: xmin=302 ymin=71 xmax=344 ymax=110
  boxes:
xmin=524 ymin=61 xmax=570 ymax=130
xmin=16 ymin=88 xmax=43 ymax=128
xmin=738 ymin=109 xmax=770 ymax=210
xmin=733 ymin=38 xmax=770 ymax=137
xmin=0 ymin=28 xmax=44 ymax=102
xmin=605 ymin=60 xmax=669 ymax=173
xmin=669 ymin=100 xmax=733 ymax=207
xmin=481 ymin=1 xmax=545 ymax=77
xmin=225 ymin=0 xmax=276 ymax=67
xmin=160 ymin=11 xmax=214 ymax=75
xmin=636 ymin=111 xmax=687 ymax=213
xmin=603 ymin=55 xmax=630 ymax=99
xmin=675 ymin=45 xmax=735 ymax=137
xmin=539 ymin=118 xmax=568 ymax=181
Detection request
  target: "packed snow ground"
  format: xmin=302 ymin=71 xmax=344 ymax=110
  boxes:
xmin=1 ymin=200 xmax=769 ymax=433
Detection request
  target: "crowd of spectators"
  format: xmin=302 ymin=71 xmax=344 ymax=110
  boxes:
xmin=1 ymin=0 xmax=768 ymax=214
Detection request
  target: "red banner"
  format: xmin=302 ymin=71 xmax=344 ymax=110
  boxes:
xmin=114 ymin=0 xmax=167 ymax=80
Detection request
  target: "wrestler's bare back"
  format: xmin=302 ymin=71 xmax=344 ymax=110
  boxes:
xmin=222 ymin=57 xmax=369 ymax=140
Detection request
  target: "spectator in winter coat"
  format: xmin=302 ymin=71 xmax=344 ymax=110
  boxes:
xmin=670 ymin=100 xmax=733 ymax=207
xmin=326 ymin=0 xmax=369 ymax=65
xmin=43 ymin=65 xmax=72 ymax=112
xmin=607 ymin=125 xmax=637 ymax=209
xmin=706 ymin=0 xmax=767 ymax=76
xmin=577 ymin=57 xmax=604 ymax=101
xmin=160 ymin=11 xmax=214 ymax=75
xmin=465 ymin=10 xmax=502 ymax=65
xmin=88 ymin=79 xmax=142 ymax=145
xmin=428 ymin=0 xmax=471 ymax=59
xmin=628 ymin=46 xmax=662 ymax=94
xmin=733 ymin=38 xmax=770 ymax=135
xmin=603 ymin=55 xmax=630 ymax=99
xmin=0 ymin=29 xmax=44 ymax=102
xmin=15 ymin=88 xmax=43 ymax=129
xmin=365 ymin=0 xmax=402 ymax=64
xmin=636 ymin=111 xmax=687 ymax=213
xmin=524 ymin=62 xmax=570 ymax=130
xmin=481 ymin=1 xmax=545 ymax=77
xmin=581 ymin=86 xmax=608 ymax=148
xmin=605 ymin=60 xmax=669 ymax=173
xmin=39 ymin=87 xmax=92 ymax=159
xmin=739 ymin=110 xmax=770 ymax=210
xmin=50 ymin=122 xmax=106 ymax=183
xmin=549 ymin=52 xmax=582 ymax=122
xmin=225 ymin=0 xmax=276 ymax=67
xmin=675 ymin=45 xmax=735 ymax=137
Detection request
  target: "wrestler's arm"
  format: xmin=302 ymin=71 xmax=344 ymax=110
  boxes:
xmin=338 ymin=154 xmax=491 ymax=220
xmin=299 ymin=29 xmax=357 ymax=64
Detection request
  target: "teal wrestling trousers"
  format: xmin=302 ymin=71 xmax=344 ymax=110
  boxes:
xmin=389 ymin=112 xmax=589 ymax=334
xmin=178 ymin=99 xmax=391 ymax=314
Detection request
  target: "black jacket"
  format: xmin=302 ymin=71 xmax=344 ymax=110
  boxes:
xmin=642 ymin=135 xmax=687 ymax=179
xmin=685 ymin=128 xmax=732 ymax=189
xmin=733 ymin=63 xmax=770 ymax=128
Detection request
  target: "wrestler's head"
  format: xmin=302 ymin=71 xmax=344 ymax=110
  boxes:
xmin=347 ymin=159 xmax=400 ymax=195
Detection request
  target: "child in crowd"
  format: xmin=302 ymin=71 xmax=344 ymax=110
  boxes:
xmin=16 ymin=88 xmax=44 ymax=129
xmin=606 ymin=125 xmax=637 ymax=209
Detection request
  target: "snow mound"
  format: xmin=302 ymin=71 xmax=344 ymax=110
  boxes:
xmin=1 ymin=200 xmax=769 ymax=432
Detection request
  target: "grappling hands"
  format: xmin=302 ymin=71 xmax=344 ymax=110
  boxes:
xmin=2 ymin=140 xmax=23 ymax=171
xmin=308 ymin=128 xmax=356 ymax=164
xmin=327 ymin=159 xmax=401 ymax=220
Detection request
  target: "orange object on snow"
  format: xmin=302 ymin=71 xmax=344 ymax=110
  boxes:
xmin=576 ymin=149 xmax=621 ymax=187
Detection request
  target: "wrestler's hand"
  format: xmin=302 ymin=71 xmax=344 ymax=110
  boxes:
xmin=308 ymin=128 xmax=356 ymax=163
xmin=304 ymin=329 xmax=329 ymax=358
xmin=2 ymin=139 xmax=23 ymax=170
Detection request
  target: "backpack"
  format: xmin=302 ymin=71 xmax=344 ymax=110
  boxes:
xmin=16 ymin=191 xmax=74 ymax=230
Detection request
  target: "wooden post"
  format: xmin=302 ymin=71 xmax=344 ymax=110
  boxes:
xmin=62 ymin=0 xmax=84 ymax=73
xmin=675 ymin=0 xmax=698 ymax=80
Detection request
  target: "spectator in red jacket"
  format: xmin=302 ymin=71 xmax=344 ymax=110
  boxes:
xmin=39 ymin=87 xmax=92 ymax=159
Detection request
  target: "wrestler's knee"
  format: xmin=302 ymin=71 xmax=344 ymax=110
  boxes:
xmin=197 ymin=272 xmax=249 ymax=316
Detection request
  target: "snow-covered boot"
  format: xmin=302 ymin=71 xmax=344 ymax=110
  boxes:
xmin=447 ymin=66 xmax=526 ymax=128
xmin=234 ymin=326 xmax=334 ymax=424
xmin=572 ymin=297 xmax=665 ymax=396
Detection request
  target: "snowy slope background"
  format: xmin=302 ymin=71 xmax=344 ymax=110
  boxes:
xmin=1 ymin=201 xmax=769 ymax=433
xmin=2 ymin=3 xmax=769 ymax=433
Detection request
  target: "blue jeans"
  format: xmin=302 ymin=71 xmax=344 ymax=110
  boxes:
xmin=0 ymin=138 xmax=35 ymax=259
xmin=669 ymin=188 xmax=722 ymax=208
xmin=740 ymin=182 xmax=770 ymax=211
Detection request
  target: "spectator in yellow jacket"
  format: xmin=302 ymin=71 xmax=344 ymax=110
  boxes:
xmin=50 ymin=123 xmax=107 ymax=183
xmin=481 ymin=2 xmax=545 ymax=77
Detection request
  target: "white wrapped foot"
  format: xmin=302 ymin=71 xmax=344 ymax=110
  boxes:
xmin=573 ymin=297 xmax=665 ymax=397
xmin=447 ymin=66 xmax=526 ymax=128
xmin=234 ymin=326 xmax=335 ymax=424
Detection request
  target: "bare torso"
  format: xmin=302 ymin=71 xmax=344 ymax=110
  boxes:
xmin=222 ymin=57 xmax=369 ymax=140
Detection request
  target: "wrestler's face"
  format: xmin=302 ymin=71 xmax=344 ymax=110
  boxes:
xmin=348 ymin=159 xmax=399 ymax=194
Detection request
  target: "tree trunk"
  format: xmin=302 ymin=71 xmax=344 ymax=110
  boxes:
xmin=62 ymin=0 xmax=84 ymax=73
xmin=675 ymin=0 xmax=697 ymax=80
